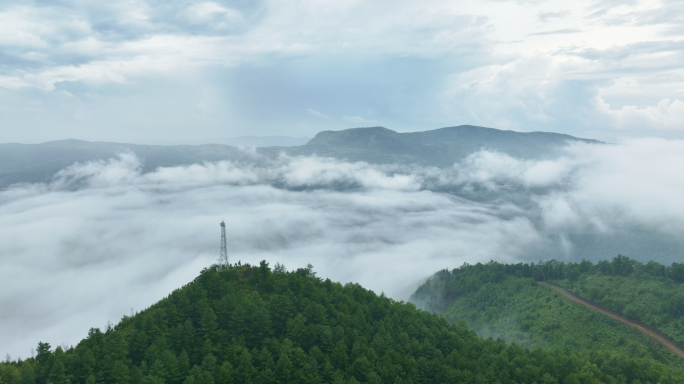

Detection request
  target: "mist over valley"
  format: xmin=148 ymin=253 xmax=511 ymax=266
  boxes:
xmin=2 ymin=126 xmax=684 ymax=360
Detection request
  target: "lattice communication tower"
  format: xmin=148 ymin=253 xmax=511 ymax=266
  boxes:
xmin=218 ymin=221 xmax=228 ymax=270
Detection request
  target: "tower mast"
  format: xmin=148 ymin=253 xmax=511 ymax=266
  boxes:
xmin=218 ymin=221 xmax=228 ymax=270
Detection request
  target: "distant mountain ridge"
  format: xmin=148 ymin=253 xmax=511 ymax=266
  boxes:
xmin=0 ymin=125 xmax=602 ymax=187
xmin=308 ymin=126 xmax=597 ymax=149
xmin=282 ymin=125 xmax=601 ymax=166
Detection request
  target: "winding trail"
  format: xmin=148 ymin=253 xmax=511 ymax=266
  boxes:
xmin=538 ymin=281 xmax=684 ymax=359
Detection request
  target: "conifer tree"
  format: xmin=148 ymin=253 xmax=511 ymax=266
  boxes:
xmin=234 ymin=351 xmax=255 ymax=384
xmin=195 ymin=371 xmax=214 ymax=384
xmin=47 ymin=358 xmax=67 ymax=384
xmin=330 ymin=340 xmax=348 ymax=369
xmin=274 ymin=353 xmax=293 ymax=384
xmin=110 ymin=360 xmax=130 ymax=384
xmin=199 ymin=308 xmax=218 ymax=341
xmin=215 ymin=361 xmax=233 ymax=384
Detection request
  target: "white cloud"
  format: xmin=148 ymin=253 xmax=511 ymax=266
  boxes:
xmin=307 ymin=108 xmax=330 ymax=119
xmin=599 ymin=97 xmax=684 ymax=130
xmin=177 ymin=2 xmax=247 ymax=32
xmin=454 ymin=138 xmax=684 ymax=234
xmin=343 ymin=115 xmax=376 ymax=125
xmin=182 ymin=2 xmax=241 ymax=22
xmin=454 ymin=150 xmax=573 ymax=187
xmin=2 ymin=1 xmax=684 ymax=143
xmin=5 ymin=138 xmax=684 ymax=358
xmin=0 ymin=153 xmax=536 ymax=357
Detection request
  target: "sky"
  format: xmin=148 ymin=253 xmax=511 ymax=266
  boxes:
xmin=1 ymin=0 xmax=683 ymax=143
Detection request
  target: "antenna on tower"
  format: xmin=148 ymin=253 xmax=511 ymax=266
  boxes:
xmin=218 ymin=221 xmax=228 ymax=270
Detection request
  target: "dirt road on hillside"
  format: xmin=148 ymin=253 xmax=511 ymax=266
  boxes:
xmin=538 ymin=281 xmax=684 ymax=359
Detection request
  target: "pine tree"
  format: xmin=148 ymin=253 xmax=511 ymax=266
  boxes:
xmin=200 ymin=354 xmax=217 ymax=376
xmin=320 ymin=361 xmax=336 ymax=383
xmin=301 ymin=356 xmax=322 ymax=384
xmin=19 ymin=362 xmax=36 ymax=384
xmin=234 ymin=351 xmax=255 ymax=384
xmin=330 ymin=340 xmax=348 ymax=369
xmin=148 ymin=359 xmax=166 ymax=380
xmin=258 ymin=260 xmax=271 ymax=285
xmin=351 ymin=356 xmax=371 ymax=383
xmin=366 ymin=371 xmax=382 ymax=384
xmin=267 ymin=296 xmax=295 ymax=337
xmin=130 ymin=367 xmax=143 ymax=384
xmin=175 ymin=321 xmax=196 ymax=358
xmin=111 ymin=360 xmax=130 ymax=384
xmin=274 ymin=353 xmax=293 ymax=384
xmin=200 ymin=307 xmax=218 ymax=341
xmin=178 ymin=351 xmax=191 ymax=378
xmin=47 ymin=358 xmax=68 ymax=384
xmin=215 ymin=361 xmax=234 ymax=384
xmin=36 ymin=343 xmax=51 ymax=366
xmin=160 ymin=350 xmax=180 ymax=384
xmin=195 ymin=371 xmax=214 ymax=384
xmin=103 ymin=332 xmax=128 ymax=362
xmin=36 ymin=342 xmax=52 ymax=383
xmin=141 ymin=375 xmax=165 ymax=384
xmin=256 ymin=348 xmax=275 ymax=372
xmin=200 ymin=340 xmax=214 ymax=358
xmin=285 ymin=314 xmax=306 ymax=344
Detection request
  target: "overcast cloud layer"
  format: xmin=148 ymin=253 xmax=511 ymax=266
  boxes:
xmin=3 ymin=139 xmax=684 ymax=357
xmin=1 ymin=0 xmax=683 ymax=143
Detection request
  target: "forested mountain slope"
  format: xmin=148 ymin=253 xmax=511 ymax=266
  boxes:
xmin=288 ymin=125 xmax=600 ymax=166
xmin=553 ymin=267 xmax=684 ymax=348
xmin=1 ymin=261 xmax=678 ymax=384
xmin=411 ymin=256 xmax=684 ymax=380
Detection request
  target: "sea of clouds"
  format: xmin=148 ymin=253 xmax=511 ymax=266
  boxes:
xmin=3 ymin=138 xmax=684 ymax=358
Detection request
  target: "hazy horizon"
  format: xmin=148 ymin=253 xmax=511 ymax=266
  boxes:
xmin=0 ymin=124 xmax=600 ymax=146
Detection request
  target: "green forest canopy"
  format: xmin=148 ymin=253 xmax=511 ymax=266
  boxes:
xmin=411 ymin=256 xmax=684 ymax=381
xmin=411 ymin=255 xmax=684 ymax=314
xmin=3 ymin=260 xmax=682 ymax=383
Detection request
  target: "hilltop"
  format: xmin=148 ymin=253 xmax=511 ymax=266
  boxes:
xmin=1 ymin=261 xmax=678 ymax=384
xmin=280 ymin=125 xmax=600 ymax=166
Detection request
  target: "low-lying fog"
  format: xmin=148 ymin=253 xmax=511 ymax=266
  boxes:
xmin=2 ymin=138 xmax=684 ymax=358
